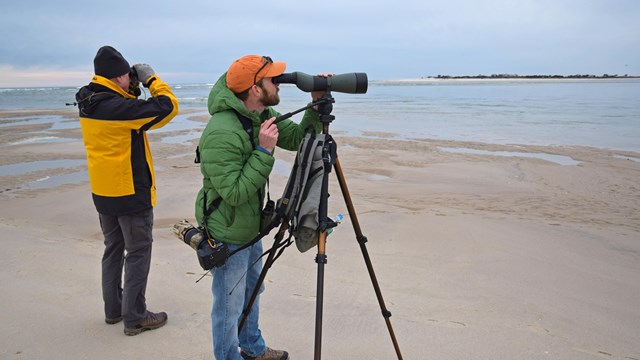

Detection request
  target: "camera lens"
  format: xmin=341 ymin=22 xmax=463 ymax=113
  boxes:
xmin=184 ymin=227 xmax=204 ymax=250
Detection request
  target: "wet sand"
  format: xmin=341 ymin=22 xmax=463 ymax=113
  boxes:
xmin=1 ymin=109 xmax=639 ymax=359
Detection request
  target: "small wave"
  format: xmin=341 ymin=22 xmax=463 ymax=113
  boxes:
xmin=439 ymin=147 xmax=581 ymax=166
xmin=9 ymin=136 xmax=66 ymax=145
xmin=170 ymin=83 xmax=213 ymax=88
xmin=177 ymin=97 xmax=207 ymax=101
xmin=0 ymin=87 xmax=62 ymax=92
xmin=0 ymin=159 xmax=86 ymax=176
xmin=27 ymin=171 xmax=87 ymax=190
xmin=613 ymin=154 xmax=640 ymax=163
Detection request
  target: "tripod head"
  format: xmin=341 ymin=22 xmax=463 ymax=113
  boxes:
xmin=316 ymin=93 xmax=335 ymax=125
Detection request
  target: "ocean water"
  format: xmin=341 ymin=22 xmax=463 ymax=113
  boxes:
xmin=1 ymin=79 xmax=639 ymax=152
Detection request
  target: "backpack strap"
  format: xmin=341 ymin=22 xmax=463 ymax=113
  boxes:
xmin=293 ymin=131 xmax=322 ymax=215
xmin=278 ymin=127 xmax=318 ymax=218
xmin=232 ymin=109 xmax=255 ymax=149
xmin=194 ymin=109 xmax=255 ymax=164
xmin=232 ymin=109 xmax=273 ymax=221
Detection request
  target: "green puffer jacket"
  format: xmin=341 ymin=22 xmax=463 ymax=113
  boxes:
xmin=195 ymin=73 xmax=322 ymax=245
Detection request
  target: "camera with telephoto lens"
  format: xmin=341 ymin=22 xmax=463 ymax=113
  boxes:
xmin=196 ymin=238 xmax=229 ymax=270
xmin=172 ymin=220 xmax=228 ymax=270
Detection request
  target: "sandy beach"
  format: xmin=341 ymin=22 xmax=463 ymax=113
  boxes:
xmin=1 ymin=109 xmax=639 ymax=359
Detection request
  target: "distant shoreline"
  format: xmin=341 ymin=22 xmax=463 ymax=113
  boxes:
xmin=433 ymin=74 xmax=638 ymax=79
xmin=380 ymin=76 xmax=640 ymax=84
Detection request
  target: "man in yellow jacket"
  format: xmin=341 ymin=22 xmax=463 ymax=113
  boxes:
xmin=76 ymin=45 xmax=178 ymax=336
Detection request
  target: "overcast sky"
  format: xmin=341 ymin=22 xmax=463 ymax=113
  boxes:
xmin=1 ymin=0 xmax=638 ymax=87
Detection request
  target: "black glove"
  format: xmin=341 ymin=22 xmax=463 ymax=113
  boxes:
xmin=132 ymin=63 xmax=156 ymax=87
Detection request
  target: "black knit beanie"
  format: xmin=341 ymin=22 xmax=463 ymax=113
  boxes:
xmin=93 ymin=46 xmax=131 ymax=79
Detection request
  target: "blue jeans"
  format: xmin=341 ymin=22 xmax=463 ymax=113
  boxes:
xmin=211 ymin=241 xmax=266 ymax=360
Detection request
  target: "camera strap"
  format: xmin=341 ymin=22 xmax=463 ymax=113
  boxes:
xmin=201 ymin=191 xmax=222 ymax=243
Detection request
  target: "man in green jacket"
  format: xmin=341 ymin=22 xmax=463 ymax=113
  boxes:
xmin=76 ymin=46 xmax=178 ymax=336
xmin=196 ymin=55 xmax=324 ymax=360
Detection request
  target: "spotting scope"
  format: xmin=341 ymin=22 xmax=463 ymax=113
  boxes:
xmin=272 ymin=72 xmax=368 ymax=94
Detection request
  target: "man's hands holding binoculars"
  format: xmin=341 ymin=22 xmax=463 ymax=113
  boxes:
xmin=132 ymin=64 xmax=156 ymax=87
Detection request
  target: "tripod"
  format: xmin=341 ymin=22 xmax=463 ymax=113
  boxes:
xmin=239 ymin=93 xmax=403 ymax=359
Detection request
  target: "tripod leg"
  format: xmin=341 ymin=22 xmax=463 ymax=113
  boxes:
xmin=314 ymin=231 xmax=328 ymax=360
xmin=313 ymin=131 xmax=335 ymax=360
xmin=238 ymin=222 xmax=289 ymax=332
xmin=334 ymin=157 xmax=404 ymax=360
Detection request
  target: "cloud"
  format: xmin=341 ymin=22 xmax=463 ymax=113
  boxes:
xmin=1 ymin=0 xmax=639 ymax=86
xmin=0 ymin=65 xmax=91 ymax=87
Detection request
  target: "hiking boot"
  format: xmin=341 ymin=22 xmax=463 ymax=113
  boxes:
xmin=240 ymin=347 xmax=289 ymax=360
xmin=105 ymin=316 xmax=122 ymax=324
xmin=123 ymin=311 xmax=167 ymax=336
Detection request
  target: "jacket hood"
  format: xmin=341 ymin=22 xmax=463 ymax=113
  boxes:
xmin=207 ymin=73 xmax=254 ymax=119
xmin=75 ymin=75 xmax=135 ymax=115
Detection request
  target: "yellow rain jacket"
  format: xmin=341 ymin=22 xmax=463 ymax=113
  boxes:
xmin=76 ymin=75 xmax=178 ymax=215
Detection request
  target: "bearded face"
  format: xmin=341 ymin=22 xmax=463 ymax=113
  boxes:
xmin=258 ymin=79 xmax=280 ymax=107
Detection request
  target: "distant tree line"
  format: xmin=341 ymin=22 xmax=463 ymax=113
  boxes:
xmin=430 ymin=74 xmax=638 ymax=79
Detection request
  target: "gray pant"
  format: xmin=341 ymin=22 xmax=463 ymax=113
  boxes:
xmin=99 ymin=208 xmax=153 ymax=326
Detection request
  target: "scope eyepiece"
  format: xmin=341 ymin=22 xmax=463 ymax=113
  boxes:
xmin=273 ymin=72 xmax=368 ymax=94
